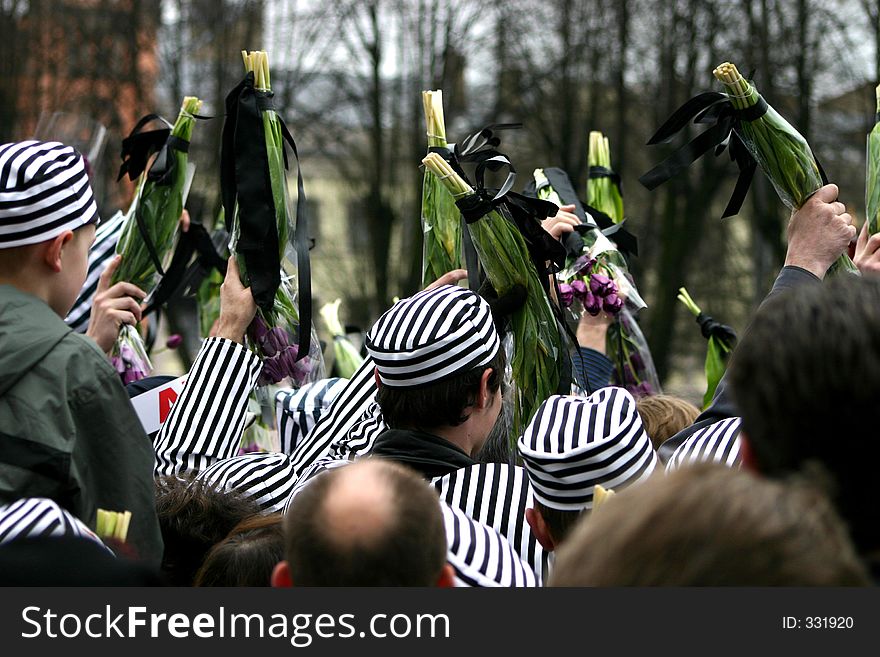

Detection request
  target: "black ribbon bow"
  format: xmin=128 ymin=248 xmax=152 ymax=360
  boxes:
xmin=220 ymin=71 xmax=312 ymax=364
xmin=696 ymin=311 xmax=737 ymax=346
xmin=639 ymin=91 xmax=772 ymax=218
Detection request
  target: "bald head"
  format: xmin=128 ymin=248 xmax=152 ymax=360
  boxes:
xmin=282 ymin=459 xmax=448 ymax=586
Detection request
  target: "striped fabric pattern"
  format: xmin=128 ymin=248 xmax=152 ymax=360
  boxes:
xmin=365 ymin=285 xmax=499 ymax=387
xmin=154 ymin=337 xmax=262 ymax=477
xmin=65 ymin=210 xmax=126 ymax=332
xmin=518 ymin=388 xmax=658 ymax=511
xmin=275 ymin=378 xmax=347 ymax=455
xmin=441 ymin=501 xmax=537 ymax=587
xmin=0 ymin=498 xmax=104 ymax=548
xmin=434 ymin=463 xmax=548 ymax=584
xmin=665 ymin=417 xmax=743 ymax=472
xmin=288 ymin=357 xmax=383 ymax=475
xmin=196 ymin=452 xmax=297 ymax=513
xmin=0 ymin=141 xmax=99 ymax=248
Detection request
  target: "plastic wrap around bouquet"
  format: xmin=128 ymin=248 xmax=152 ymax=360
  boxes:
xmin=221 ymin=50 xmax=323 ymax=388
xmin=641 ymin=61 xmax=857 ymax=275
xmin=867 ymin=84 xmax=880 ymax=236
xmin=111 ymin=96 xmax=203 ymax=384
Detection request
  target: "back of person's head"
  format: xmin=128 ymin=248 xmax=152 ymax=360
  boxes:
xmin=155 ymin=475 xmax=260 ymax=586
xmin=727 ymin=276 xmax=880 ymax=555
xmin=0 ymin=141 xmax=100 ymax=316
xmin=636 ymin=394 xmax=700 ymax=450
xmin=274 ymin=459 xmax=450 ymax=586
xmin=549 ymin=464 xmax=870 ymax=586
xmin=518 ymin=388 xmax=658 ymax=550
xmin=194 ymin=514 xmax=284 ymax=587
xmin=366 ymin=284 xmax=504 ymax=430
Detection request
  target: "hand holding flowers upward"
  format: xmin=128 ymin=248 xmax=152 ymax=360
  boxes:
xmin=86 ymin=254 xmax=146 ymax=355
xmin=214 ymin=256 xmax=257 ymax=345
xmin=784 ymin=184 xmax=856 ymax=279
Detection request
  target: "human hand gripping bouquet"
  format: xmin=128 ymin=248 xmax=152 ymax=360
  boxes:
xmin=423 ymin=153 xmax=562 ymax=440
xmin=677 ymin=287 xmax=736 ymax=409
xmin=111 ymin=96 xmax=202 ymax=383
xmin=866 ymin=84 xmax=880 ymax=235
xmin=712 ymin=62 xmax=857 ymax=274
xmin=223 ymin=50 xmax=324 ymax=388
xmin=420 ymin=90 xmax=463 ymax=287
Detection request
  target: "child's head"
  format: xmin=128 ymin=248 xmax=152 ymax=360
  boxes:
xmin=0 ymin=141 xmax=99 ymax=316
xmin=635 ymin=394 xmax=700 ymax=450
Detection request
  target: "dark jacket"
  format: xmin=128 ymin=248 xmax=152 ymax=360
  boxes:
xmin=0 ymin=285 xmax=162 ymax=565
xmin=370 ymin=428 xmax=476 ymax=480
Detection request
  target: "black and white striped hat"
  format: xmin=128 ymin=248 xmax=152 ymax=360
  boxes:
xmin=518 ymin=388 xmax=659 ymax=512
xmin=0 ymin=141 xmax=99 ymax=249
xmin=365 ymin=285 xmax=500 ymax=387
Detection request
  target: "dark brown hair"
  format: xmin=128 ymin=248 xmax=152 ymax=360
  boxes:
xmin=194 ymin=514 xmax=284 ymax=587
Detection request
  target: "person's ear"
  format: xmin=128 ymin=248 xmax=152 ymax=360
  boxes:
xmin=739 ymin=431 xmax=759 ymax=472
xmin=373 ymin=366 xmax=381 ymax=388
xmin=435 ymin=563 xmax=456 ymax=588
xmin=43 ymin=231 xmax=73 ymax=273
xmin=476 ymin=368 xmax=493 ymax=409
xmin=526 ymin=507 xmax=556 ymax=552
xmin=270 ymin=561 xmax=293 ymax=588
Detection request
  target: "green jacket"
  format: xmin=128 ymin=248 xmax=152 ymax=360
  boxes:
xmin=0 ymin=285 xmax=162 ymax=565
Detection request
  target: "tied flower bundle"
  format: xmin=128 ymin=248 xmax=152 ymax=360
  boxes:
xmin=227 ymin=50 xmax=323 ymax=387
xmin=111 ymin=96 xmax=203 ymax=384
xmin=677 ymin=287 xmax=736 ymax=409
xmin=586 ymin=131 xmax=623 ymax=224
xmin=867 ymin=84 xmax=880 ymax=235
xmin=320 ymin=299 xmax=364 ymax=379
xmin=96 ymin=509 xmax=132 ymax=544
xmin=420 ymin=90 xmax=462 ymax=286
xmin=423 ymin=153 xmax=562 ymax=439
xmin=713 ymin=62 xmax=857 ymax=274
xmin=585 ymin=134 xmax=658 ymax=396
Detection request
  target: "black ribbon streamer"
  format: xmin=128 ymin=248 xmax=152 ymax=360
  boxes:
xmin=581 ymin=203 xmax=639 ymax=259
xmin=696 ymin=312 xmax=737 ymax=347
xmin=220 ymin=71 xmax=312 ymax=363
xmin=639 ymin=91 xmax=770 ymax=218
xmin=143 ymin=222 xmax=228 ymax=316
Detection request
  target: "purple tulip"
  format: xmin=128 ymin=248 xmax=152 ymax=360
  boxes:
xmin=258 ymin=356 xmax=284 ymax=386
xmin=583 ymin=291 xmax=602 ymax=316
xmin=602 ymin=293 xmax=624 ymax=314
xmin=237 ymin=443 xmax=261 ymax=456
xmin=570 ymin=279 xmax=588 ymax=301
xmin=629 ymin=351 xmax=644 ymax=372
xmin=589 ymin=273 xmax=615 ymax=297
xmin=557 ymin=283 xmax=574 ymax=308
xmin=292 ymin=359 xmax=314 ymax=386
xmin=622 ymin=363 xmax=638 ymax=385
xmin=636 ymin=382 xmax=654 ymax=397
xmin=166 ymin=334 xmax=183 ymax=350
xmin=261 ymin=327 xmax=290 ymax=357
xmin=576 ymin=257 xmax=597 ymax=277
xmin=278 ymin=345 xmax=301 ymax=377
xmin=249 ymin=315 xmax=270 ymax=345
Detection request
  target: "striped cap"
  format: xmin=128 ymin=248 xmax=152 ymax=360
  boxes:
xmin=518 ymin=388 xmax=659 ymax=511
xmin=0 ymin=141 xmax=99 ymax=249
xmin=666 ymin=417 xmax=742 ymax=472
xmin=365 ymin=285 xmax=500 ymax=387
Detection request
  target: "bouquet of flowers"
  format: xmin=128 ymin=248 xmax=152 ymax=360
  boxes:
xmin=111 ymin=96 xmax=202 ymax=383
xmin=423 ymin=152 xmax=562 ymax=439
xmin=712 ymin=62 xmax=857 ymax=274
xmin=677 ymin=287 xmax=736 ymax=409
xmin=867 ymin=84 xmax=880 ymax=235
xmin=420 ymin=90 xmax=462 ymax=286
xmin=320 ymin=299 xmax=364 ymax=379
xmin=224 ymin=50 xmax=324 ymax=387
xmin=586 ymin=131 xmax=623 ymax=224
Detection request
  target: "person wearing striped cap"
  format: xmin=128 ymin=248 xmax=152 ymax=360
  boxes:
xmin=518 ymin=388 xmax=659 ymax=553
xmin=363 ymin=284 xmax=505 ymax=480
xmin=0 ymin=141 xmax=166 ymax=563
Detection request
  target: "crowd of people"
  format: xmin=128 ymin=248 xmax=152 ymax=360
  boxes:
xmin=1 ymin=139 xmax=879 ymax=587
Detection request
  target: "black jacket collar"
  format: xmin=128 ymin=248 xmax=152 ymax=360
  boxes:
xmin=370 ymin=428 xmax=476 ymax=480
